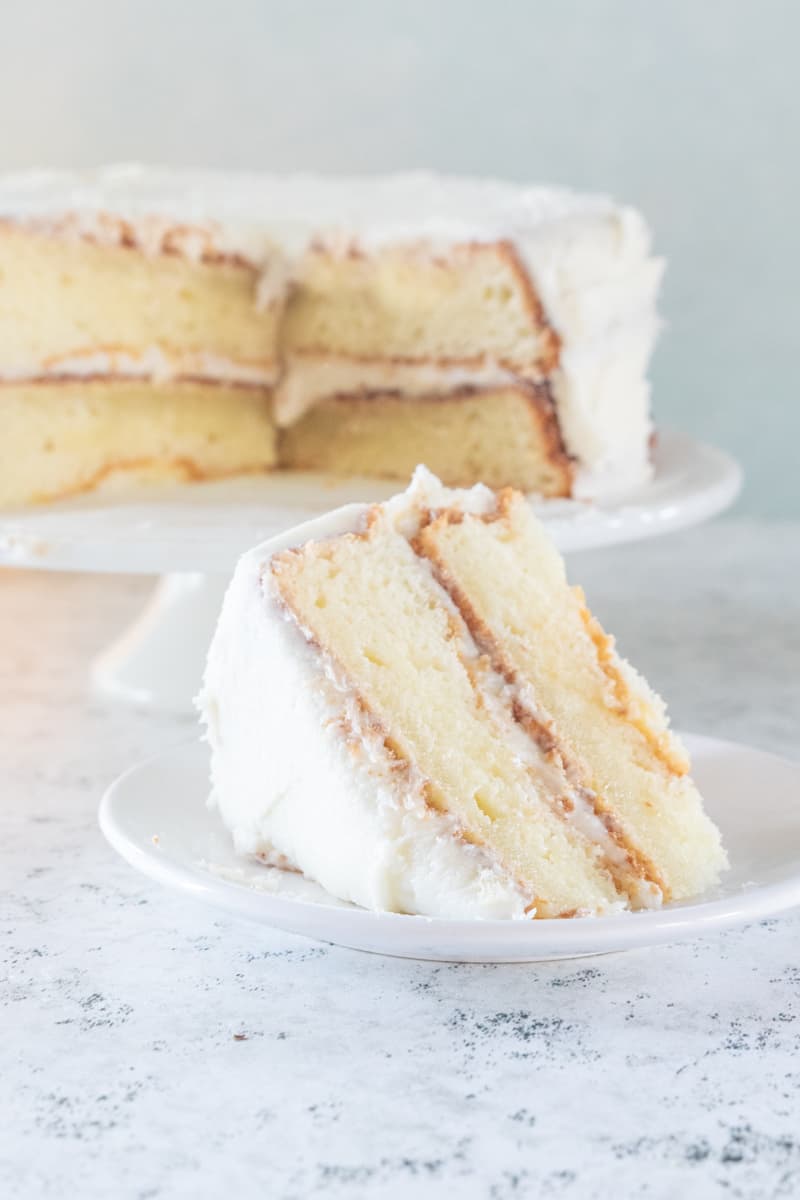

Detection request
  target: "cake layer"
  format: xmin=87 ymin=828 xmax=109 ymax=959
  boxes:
xmin=413 ymin=489 xmax=726 ymax=901
xmin=281 ymin=240 xmax=558 ymax=379
xmin=0 ymin=379 xmax=276 ymax=507
xmin=278 ymin=385 xmax=573 ymax=495
xmin=0 ymin=220 xmax=283 ymax=384
xmin=200 ymin=469 xmax=724 ymax=918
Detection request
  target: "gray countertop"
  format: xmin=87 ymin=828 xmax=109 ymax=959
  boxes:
xmin=2 ymin=519 xmax=799 ymax=1200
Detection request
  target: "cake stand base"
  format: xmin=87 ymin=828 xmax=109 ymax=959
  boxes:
xmin=91 ymin=573 xmax=228 ymax=714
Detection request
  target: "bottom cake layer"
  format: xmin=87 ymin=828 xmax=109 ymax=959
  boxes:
xmin=279 ymin=385 xmax=574 ymax=495
xmin=0 ymin=379 xmax=583 ymax=507
xmin=0 ymin=380 xmax=277 ymax=507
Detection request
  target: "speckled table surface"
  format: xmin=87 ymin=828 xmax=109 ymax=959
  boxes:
xmin=2 ymin=519 xmax=799 ymax=1200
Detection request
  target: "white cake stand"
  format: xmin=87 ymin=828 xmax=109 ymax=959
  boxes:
xmin=0 ymin=431 xmax=741 ymax=713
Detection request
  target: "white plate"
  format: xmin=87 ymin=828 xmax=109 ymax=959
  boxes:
xmin=99 ymin=733 xmax=800 ymax=962
xmin=1 ymin=431 xmax=740 ymax=572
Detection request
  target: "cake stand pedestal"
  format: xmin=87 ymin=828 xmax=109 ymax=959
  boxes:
xmin=0 ymin=432 xmax=741 ymax=714
xmin=91 ymin=573 xmax=227 ymax=710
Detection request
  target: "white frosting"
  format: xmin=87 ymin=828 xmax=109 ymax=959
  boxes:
xmin=518 ymin=213 xmax=663 ymax=497
xmin=10 ymin=345 xmax=277 ymax=387
xmin=273 ymin=355 xmax=520 ymax=426
xmin=198 ymin=468 xmax=659 ymax=917
xmin=0 ymin=165 xmax=662 ymax=497
xmin=0 ymin=164 xmax=633 ymax=256
xmin=380 ymin=465 xmax=499 ymax=535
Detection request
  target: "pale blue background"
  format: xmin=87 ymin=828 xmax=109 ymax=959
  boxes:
xmin=1 ymin=0 xmax=797 ymax=516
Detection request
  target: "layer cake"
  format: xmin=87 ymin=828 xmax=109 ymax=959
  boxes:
xmin=199 ymin=469 xmax=726 ymax=919
xmin=0 ymin=167 xmax=663 ymax=506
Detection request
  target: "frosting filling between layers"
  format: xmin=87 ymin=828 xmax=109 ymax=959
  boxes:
xmin=273 ymin=355 xmax=522 ymax=426
xmin=0 ymin=346 xmax=279 ymax=388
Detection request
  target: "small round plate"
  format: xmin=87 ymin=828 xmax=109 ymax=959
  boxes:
xmin=2 ymin=431 xmax=740 ymax=573
xmin=99 ymin=733 xmax=800 ymax=962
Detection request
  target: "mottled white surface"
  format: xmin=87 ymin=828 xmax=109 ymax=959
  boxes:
xmin=2 ymin=520 xmax=800 ymax=1199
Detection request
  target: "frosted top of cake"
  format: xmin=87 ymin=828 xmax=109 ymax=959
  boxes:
xmin=0 ymin=163 xmax=632 ymax=257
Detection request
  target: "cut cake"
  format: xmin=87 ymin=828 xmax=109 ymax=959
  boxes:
xmin=199 ymin=468 xmax=726 ymax=919
xmin=0 ymin=168 xmax=662 ymax=506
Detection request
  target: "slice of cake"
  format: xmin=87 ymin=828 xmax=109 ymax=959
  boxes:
xmin=199 ymin=468 xmax=726 ymax=919
xmin=0 ymin=167 xmax=661 ymax=507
